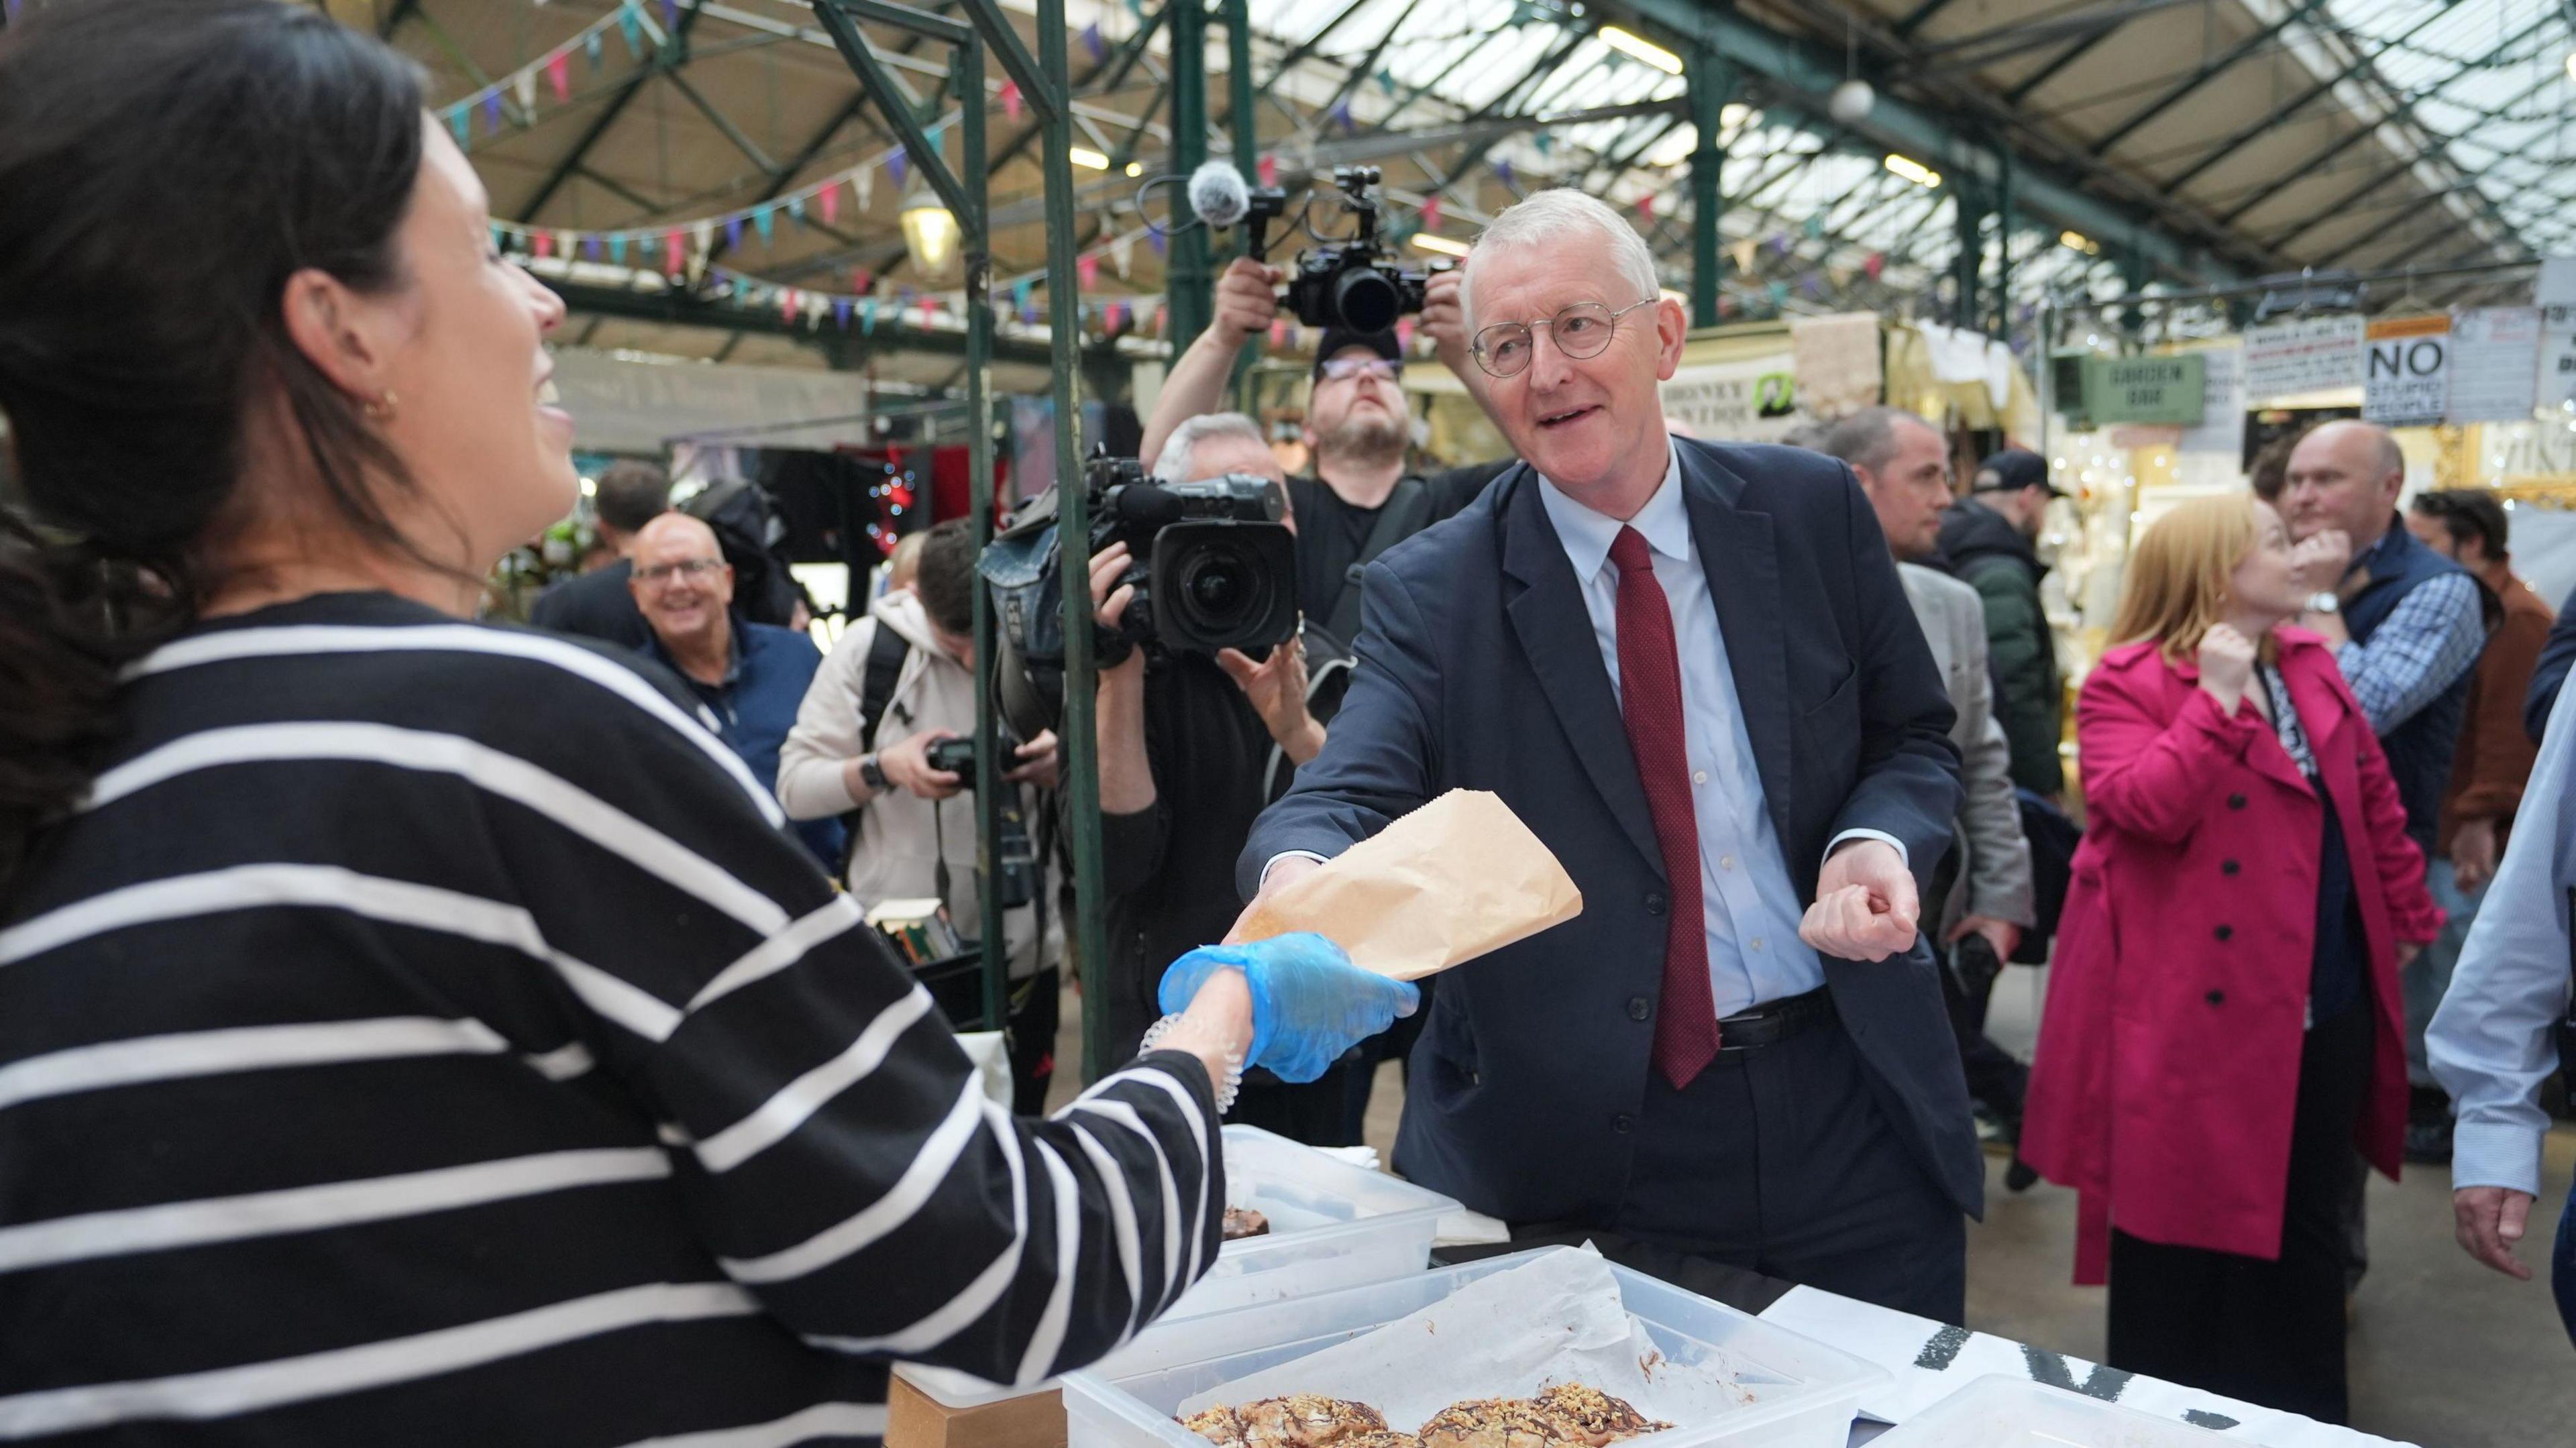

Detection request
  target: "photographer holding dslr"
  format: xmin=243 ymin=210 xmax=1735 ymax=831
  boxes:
xmin=779 ymin=518 xmax=1063 ymax=1111
xmin=1075 ymin=414 xmax=1362 ymax=1143
xmin=1140 ymin=169 xmax=1508 ymax=655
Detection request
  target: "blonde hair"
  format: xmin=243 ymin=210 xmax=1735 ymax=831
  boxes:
xmin=2110 ymin=492 xmax=2280 ymax=665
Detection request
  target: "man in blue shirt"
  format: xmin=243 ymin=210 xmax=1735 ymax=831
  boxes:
xmin=2428 ymin=690 xmax=2576 ymax=1342
xmin=630 ymin=513 xmax=845 ymax=868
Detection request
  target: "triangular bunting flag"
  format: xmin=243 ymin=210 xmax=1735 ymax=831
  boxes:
xmin=659 ymin=0 xmax=678 ymax=30
xmin=1330 ymin=99 xmax=1354 ymax=132
xmin=449 ymin=107 xmax=470 ymax=146
xmin=753 ymin=208 xmax=773 ymax=245
xmin=514 ymin=69 xmax=536 ymax=115
xmin=1395 ymin=319 xmax=1415 ymax=353
xmin=533 ymin=232 xmax=553 ymax=259
xmin=1002 ymin=81 xmax=1022 ymax=122
xmin=1729 ymin=237 xmax=1758 ymax=272
xmin=887 ymin=146 xmax=908 ymax=188
xmin=582 ymin=233 xmax=601 ymax=260
xmin=788 ymin=196 xmax=806 ymax=223
xmin=618 ymin=3 xmax=641 ymax=58
xmin=1635 ymin=193 xmax=1654 ymax=223
xmin=1269 ymin=319 xmax=1287 ymax=348
xmin=1377 ymin=68 xmax=1397 ymax=96
xmin=924 ymin=121 xmax=944 ymax=156
xmin=692 ymin=219 xmax=712 ymax=257
xmin=1081 ymin=21 xmax=1105 ymax=60
xmin=664 ymin=229 xmax=684 ymax=273
xmin=1803 ymin=214 xmax=1823 ymax=239
xmin=1766 ymin=280 xmax=1788 ymax=306
xmin=1421 ymin=196 xmax=1440 ymax=230
xmin=853 ymin=268 xmax=874 ymax=294
xmin=835 ymin=298 xmax=853 ymax=329
xmin=483 ymin=91 xmax=503 ymax=133
xmin=608 ymin=233 xmax=627 ymax=264
xmin=818 ymin=185 xmax=837 ymax=225
xmin=1495 ymin=158 xmax=1514 ymax=189
xmin=1077 ymin=254 xmax=1099 ymax=288
xmin=724 ymin=215 xmax=743 ymax=249
xmin=1864 ymin=252 xmax=1885 ymax=280
xmin=546 ymin=52 xmax=571 ymax=103
xmin=1533 ymin=131 xmax=1553 ymax=156
xmin=1112 ymin=234 xmax=1133 ymax=278
xmin=586 ymin=32 xmax=604 ymax=70
xmin=1148 ymin=228 xmax=1167 ymax=258
xmin=1258 ymin=155 xmax=1277 ymax=186
xmin=854 ymin=168 xmax=874 ymax=211
xmin=861 ymin=298 xmax=879 ymax=334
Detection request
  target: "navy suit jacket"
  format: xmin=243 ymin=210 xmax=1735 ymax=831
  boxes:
xmin=1240 ymin=439 xmax=1983 ymax=1222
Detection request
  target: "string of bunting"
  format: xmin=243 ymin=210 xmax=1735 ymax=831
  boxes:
xmin=439 ymin=0 xmax=689 ymax=148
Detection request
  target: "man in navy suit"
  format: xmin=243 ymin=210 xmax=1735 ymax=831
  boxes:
xmin=1237 ymin=190 xmax=1977 ymax=1320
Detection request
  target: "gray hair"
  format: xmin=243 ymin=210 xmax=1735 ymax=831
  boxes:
xmin=1151 ymin=411 xmax=1268 ymax=483
xmin=1818 ymin=406 xmax=1938 ymax=478
xmin=1462 ymin=188 xmax=1660 ymax=335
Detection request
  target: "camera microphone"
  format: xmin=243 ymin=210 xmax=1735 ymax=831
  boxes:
xmin=1186 ymin=161 xmax=1253 ymax=229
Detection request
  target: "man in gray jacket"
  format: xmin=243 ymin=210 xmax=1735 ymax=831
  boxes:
xmin=1819 ymin=409 xmax=2035 ymax=1136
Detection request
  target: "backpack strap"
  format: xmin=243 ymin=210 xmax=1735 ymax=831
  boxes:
xmin=857 ymin=622 xmax=914 ymax=752
xmin=1324 ymin=476 xmax=1433 ymax=645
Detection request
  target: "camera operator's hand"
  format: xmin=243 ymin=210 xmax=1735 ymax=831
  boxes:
xmin=1421 ymin=268 xmax=1474 ymax=378
xmin=1005 ymin=728 xmax=1062 ymax=789
xmin=1213 ymin=258 xmax=1283 ymax=346
xmin=879 ymin=728 xmax=965 ymax=801
xmin=1218 ymin=636 xmax=1324 ymax=765
xmin=1087 ymin=542 xmax=1145 ymax=682
xmin=1158 ymin=932 xmax=1417 ymax=1084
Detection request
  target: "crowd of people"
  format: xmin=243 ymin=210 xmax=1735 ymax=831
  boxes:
xmin=7 ymin=1 xmax=2576 ymax=1443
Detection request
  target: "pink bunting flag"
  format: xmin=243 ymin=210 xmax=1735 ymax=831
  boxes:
xmin=1420 ymin=196 xmax=1440 ymax=231
xmin=533 ymin=232 xmax=553 ymax=259
xmin=1077 ymin=253 xmax=1099 ymax=288
xmin=1002 ymin=80 xmax=1022 ymax=122
xmin=1395 ymin=319 xmax=1415 ymax=353
xmin=1258 ymin=155 xmax=1277 ymax=187
xmin=1269 ymin=320 xmax=1287 ymax=349
xmin=1863 ymin=252 xmax=1886 ymax=280
xmin=546 ymin=52 xmax=571 ymax=103
xmin=818 ymin=184 xmax=839 ymax=225
xmin=780 ymin=288 xmax=800 ymax=323
xmin=1635 ymin=194 xmax=1655 ymax=223
xmin=853 ymin=268 xmax=874 ymax=294
xmin=663 ymin=229 xmax=683 ymax=274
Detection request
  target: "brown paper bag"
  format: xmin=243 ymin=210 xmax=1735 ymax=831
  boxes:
xmin=1234 ymin=789 xmax=1582 ymax=981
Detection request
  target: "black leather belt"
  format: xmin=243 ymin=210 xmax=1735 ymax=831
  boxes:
xmin=1714 ymin=987 xmax=1835 ymax=1052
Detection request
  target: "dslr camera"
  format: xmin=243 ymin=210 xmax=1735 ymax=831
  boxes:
xmin=1281 ymin=166 xmax=1445 ymax=335
xmin=922 ymin=734 xmax=1040 ymax=911
xmin=980 ymin=449 xmax=1298 ymax=739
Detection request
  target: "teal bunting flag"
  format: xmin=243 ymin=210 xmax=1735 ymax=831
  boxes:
xmin=586 ymin=32 xmax=604 ymax=70
xmin=618 ymin=3 xmax=642 ymax=58
xmin=753 ymin=209 xmax=774 ymax=245
xmin=608 ymin=234 xmax=627 ymax=264
xmin=449 ymin=107 xmax=470 ymax=146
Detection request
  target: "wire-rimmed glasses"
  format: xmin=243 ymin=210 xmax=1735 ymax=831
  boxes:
xmin=1468 ymin=298 xmax=1658 ymax=378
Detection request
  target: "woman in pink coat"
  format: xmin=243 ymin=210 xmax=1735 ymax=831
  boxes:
xmin=2021 ymin=493 xmax=2440 ymax=1424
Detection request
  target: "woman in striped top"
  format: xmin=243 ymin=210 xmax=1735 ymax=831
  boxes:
xmin=0 ymin=3 xmax=1415 ymax=1443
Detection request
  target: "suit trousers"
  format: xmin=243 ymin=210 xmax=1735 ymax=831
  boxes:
xmin=2105 ymin=999 xmax=2373 ymax=1425
xmin=1513 ymin=1008 xmax=1966 ymax=1323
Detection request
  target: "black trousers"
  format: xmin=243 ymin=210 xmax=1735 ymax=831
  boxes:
xmin=1512 ymin=1009 xmax=1966 ymax=1323
xmin=1004 ymin=966 xmax=1061 ymax=1117
xmin=1227 ymin=1057 xmax=1364 ymax=1146
xmin=2106 ymin=1001 xmax=2374 ymax=1425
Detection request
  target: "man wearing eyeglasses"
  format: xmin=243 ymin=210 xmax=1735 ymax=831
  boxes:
xmin=628 ymin=513 xmax=845 ymax=867
xmin=1139 ymin=262 xmax=1509 ymax=651
xmin=1238 ymin=190 xmax=1974 ymax=1320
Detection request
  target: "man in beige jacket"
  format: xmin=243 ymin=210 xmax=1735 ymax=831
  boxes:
xmin=780 ymin=519 xmax=1062 ymax=1109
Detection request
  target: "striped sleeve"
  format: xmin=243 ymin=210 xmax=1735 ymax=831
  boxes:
xmin=477 ymin=658 xmax=1227 ymax=1383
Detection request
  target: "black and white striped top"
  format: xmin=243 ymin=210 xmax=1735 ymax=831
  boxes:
xmin=0 ymin=592 xmax=1223 ymax=1445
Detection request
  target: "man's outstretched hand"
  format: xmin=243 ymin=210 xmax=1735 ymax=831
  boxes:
xmin=1799 ymin=840 xmax=1920 ymax=962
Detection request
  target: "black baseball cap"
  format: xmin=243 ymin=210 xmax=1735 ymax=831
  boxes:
xmin=1312 ymin=327 xmax=1402 ymax=381
xmin=1972 ymin=448 xmax=2065 ymax=498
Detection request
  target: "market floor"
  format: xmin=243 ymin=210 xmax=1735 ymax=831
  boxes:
xmin=1049 ymin=977 xmax=2576 ymax=1447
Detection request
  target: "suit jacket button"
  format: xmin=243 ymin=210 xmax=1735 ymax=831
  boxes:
xmin=2226 ymin=793 xmax=2248 ymax=810
xmin=2214 ymin=924 xmax=2233 ymax=942
xmin=1612 ymin=1113 xmax=1635 ymax=1134
xmin=2206 ymin=989 xmax=2226 ymax=1005
xmin=2221 ymin=859 xmax=2241 ymax=877
xmin=1644 ymin=893 xmax=1668 ymax=916
xmin=1627 ymin=996 xmax=1652 ymax=1022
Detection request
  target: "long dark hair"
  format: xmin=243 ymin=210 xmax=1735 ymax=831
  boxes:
xmin=0 ymin=0 xmax=429 ymax=893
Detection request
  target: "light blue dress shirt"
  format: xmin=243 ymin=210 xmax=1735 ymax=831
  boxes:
xmin=1536 ymin=449 xmax=1902 ymax=1015
xmin=2427 ymin=687 xmax=2576 ymax=1200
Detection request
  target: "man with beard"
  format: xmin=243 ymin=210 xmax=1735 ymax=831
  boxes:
xmin=1140 ymin=260 xmax=1509 ymax=652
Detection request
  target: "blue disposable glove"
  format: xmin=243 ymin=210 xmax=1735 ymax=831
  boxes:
xmin=1157 ymin=933 xmax=1420 ymax=1084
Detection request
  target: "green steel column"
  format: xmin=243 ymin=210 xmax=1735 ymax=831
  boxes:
xmin=1167 ymin=0 xmax=1212 ymax=352
xmin=1224 ymin=0 xmax=1259 ymax=406
xmin=1951 ymin=180 xmax=1985 ymax=333
xmin=1037 ymin=0 xmax=1110 ymax=1084
xmin=1991 ymin=146 xmax=2015 ymax=340
xmin=1686 ymin=44 xmax=1733 ymax=329
xmin=959 ymin=42 xmax=1008 ymax=1034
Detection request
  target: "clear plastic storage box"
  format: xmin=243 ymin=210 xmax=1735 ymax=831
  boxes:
xmin=1869 ymin=1375 xmax=2239 ymax=1446
xmin=895 ymin=1125 xmax=1458 ymax=1410
xmin=1061 ymin=1247 xmax=1890 ymax=1448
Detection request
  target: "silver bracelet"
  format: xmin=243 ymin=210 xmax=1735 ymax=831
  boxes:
xmin=1139 ymin=1013 xmax=1244 ymax=1115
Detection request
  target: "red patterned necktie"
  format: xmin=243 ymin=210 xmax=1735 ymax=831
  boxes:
xmin=1609 ymin=526 xmax=1721 ymax=1089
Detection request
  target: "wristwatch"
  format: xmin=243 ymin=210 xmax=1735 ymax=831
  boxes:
xmin=859 ymin=753 xmax=888 ymax=791
xmin=2305 ymin=592 xmax=2341 ymax=616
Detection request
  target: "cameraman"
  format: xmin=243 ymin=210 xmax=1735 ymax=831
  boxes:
xmin=1140 ymin=261 xmax=1508 ymax=650
xmin=1091 ymin=413 xmax=1356 ymax=1143
xmin=778 ymin=518 xmax=1063 ymax=1111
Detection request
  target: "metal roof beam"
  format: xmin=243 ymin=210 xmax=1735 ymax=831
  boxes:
xmin=2086 ymin=0 xmax=2336 ymax=158
xmin=1604 ymin=0 xmax=2245 ymax=284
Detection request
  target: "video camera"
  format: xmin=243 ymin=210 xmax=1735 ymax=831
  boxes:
xmin=980 ymin=449 xmax=1298 ymax=740
xmin=1280 ymin=166 xmax=1444 ymax=335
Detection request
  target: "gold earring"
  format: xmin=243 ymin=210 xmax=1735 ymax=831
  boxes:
xmin=363 ymin=390 xmax=398 ymax=422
